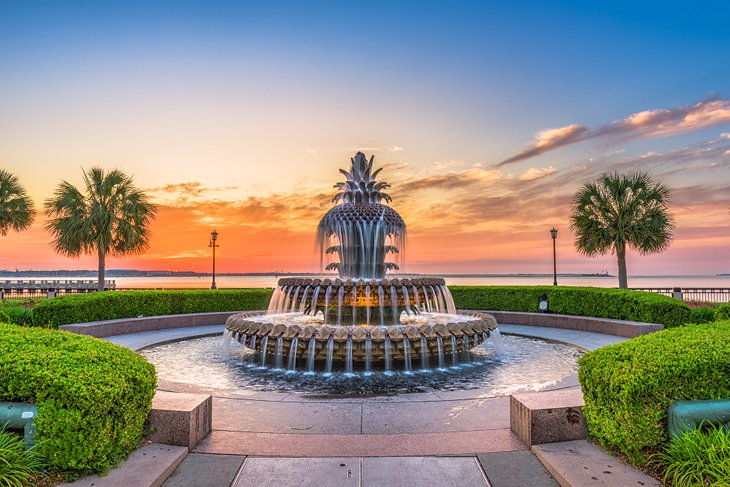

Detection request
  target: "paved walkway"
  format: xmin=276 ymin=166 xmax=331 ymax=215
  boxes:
xmin=96 ymin=322 xmax=662 ymax=487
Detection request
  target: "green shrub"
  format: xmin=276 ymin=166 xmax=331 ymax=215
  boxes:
xmin=655 ymin=423 xmax=730 ymax=487
xmin=31 ymin=289 xmax=273 ymax=327
xmin=0 ymin=323 xmax=157 ymax=474
xmin=715 ymin=302 xmax=730 ymax=321
xmin=686 ymin=303 xmax=718 ymax=324
xmin=578 ymin=320 xmax=730 ymax=464
xmin=0 ymin=301 xmax=34 ymax=326
xmin=449 ymin=286 xmax=691 ymax=328
xmin=0 ymin=426 xmax=46 ymax=487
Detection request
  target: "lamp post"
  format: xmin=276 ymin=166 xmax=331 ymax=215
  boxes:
xmin=550 ymin=227 xmax=558 ymax=286
xmin=209 ymin=230 xmax=219 ymax=290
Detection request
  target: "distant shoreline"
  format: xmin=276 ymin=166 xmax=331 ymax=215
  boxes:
xmin=2 ymin=270 xmax=728 ymax=279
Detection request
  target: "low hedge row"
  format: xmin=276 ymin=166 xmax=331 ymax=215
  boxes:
xmin=715 ymin=302 xmax=730 ymax=321
xmin=578 ymin=320 xmax=730 ymax=464
xmin=449 ymin=285 xmax=691 ymax=328
xmin=31 ymin=289 xmax=274 ymax=327
xmin=0 ymin=323 xmax=157 ymax=474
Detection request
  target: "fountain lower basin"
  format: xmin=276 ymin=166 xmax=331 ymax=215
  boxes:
xmin=225 ymin=310 xmax=497 ymax=366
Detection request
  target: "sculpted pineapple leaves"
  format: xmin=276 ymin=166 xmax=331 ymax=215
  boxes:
xmin=333 ymin=152 xmax=392 ymax=204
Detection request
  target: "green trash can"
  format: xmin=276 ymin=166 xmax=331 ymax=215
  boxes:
xmin=0 ymin=402 xmax=38 ymax=448
xmin=668 ymin=399 xmax=730 ymax=440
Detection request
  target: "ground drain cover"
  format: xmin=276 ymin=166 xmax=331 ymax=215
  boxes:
xmin=233 ymin=456 xmax=490 ymax=487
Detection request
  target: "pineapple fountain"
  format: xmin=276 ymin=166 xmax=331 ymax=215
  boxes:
xmin=225 ymin=152 xmax=500 ymax=372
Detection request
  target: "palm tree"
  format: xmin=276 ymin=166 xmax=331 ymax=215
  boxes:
xmin=570 ymin=171 xmax=674 ymax=289
xmin=45 ymin=167 xmax=157 ymax=291
xmin=0 ymin=169 xmax=35 ymax=236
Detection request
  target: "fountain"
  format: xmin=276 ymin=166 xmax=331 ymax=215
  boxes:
xmin=225 ymin=152 xmax=498 ymax=371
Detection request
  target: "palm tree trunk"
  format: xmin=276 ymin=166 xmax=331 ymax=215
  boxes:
xmin=616 ymin=242 xmax=628 ymax=289
xmin=97 ymin=248 xmax=106 ymax=292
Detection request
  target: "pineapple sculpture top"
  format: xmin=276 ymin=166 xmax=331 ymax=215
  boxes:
xmin=318 ymin=152 xmax=406 ymax=279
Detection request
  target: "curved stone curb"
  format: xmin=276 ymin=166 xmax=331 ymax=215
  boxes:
xmin=59 ymin=311 xmax=263 ymax=338
xmin=472 ymin=310 xmax=663 ymax=338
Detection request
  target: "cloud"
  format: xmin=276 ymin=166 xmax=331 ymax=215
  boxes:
xmin=349 ymin=145 xmax=405 ymax=152
xmin=518 ymin=166 xmax=557 ymax=181
xmin=398 ymin=168 xmax=501 ymax=192
xmin=498 ymin=125 xmax=588 ymax=166
xmin=305 ymin=148 xmax=317 ymax=154
xmin=380 ymin=162 xmax=410 ymax=171
xmin=432 ymin=160 xmax=466 ymax=169
xmin=499 ymin=98 xmax=730 ymax=166
xmin=147 ymin=181 xmax=207 ymax=197
xmin=722 ymin=132 xmax=730 ymax=139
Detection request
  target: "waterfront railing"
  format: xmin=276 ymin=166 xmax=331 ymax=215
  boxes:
xmin=631 ymin=287 xmax=730 ymax=303
xmin=0 ymin=280 xmax=116 ymax=300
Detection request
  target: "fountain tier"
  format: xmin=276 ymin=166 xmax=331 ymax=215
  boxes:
xmin=225 ymin=310 xmax=497 ymax=365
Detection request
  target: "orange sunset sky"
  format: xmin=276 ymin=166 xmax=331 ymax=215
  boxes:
xmin=1 ymin=2 xmax=729 ymax=276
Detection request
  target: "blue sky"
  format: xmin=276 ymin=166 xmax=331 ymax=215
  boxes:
xmin=1 ymin=1 xmax=729 ymax=274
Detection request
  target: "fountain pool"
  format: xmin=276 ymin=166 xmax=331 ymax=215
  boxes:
xmin=141 ymin=333 xmax=582 ymax=397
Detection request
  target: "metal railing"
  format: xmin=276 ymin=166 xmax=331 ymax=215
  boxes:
xmin=631 ymin=287 xmax=730 ymax=303
xmin=0 ymin=280 xmax=116 ymax=301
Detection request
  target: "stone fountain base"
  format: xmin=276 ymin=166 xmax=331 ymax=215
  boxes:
xmin=224 ymin=311 xmax=497 ymax=364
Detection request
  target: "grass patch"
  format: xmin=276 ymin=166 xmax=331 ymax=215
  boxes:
xmin=654 ymin=423 xmax=730 ymax=487
xmin=0 ymin=426 xmax=46 ymax=487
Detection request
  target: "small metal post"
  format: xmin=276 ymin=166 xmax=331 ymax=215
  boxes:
xmin=209 ymin=230 xmax=219 ymax=290
xmin=550 ymin=227 xmax=558 ymax=286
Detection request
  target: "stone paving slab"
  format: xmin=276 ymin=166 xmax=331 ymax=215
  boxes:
xmin=361 ymin=396 xmax=510 ymax=434
xmin=477 ymin=451 xmax=559 ymax=487
xmin=213 ymin=396 xmax=363 ymax=434
xmin=234 ymin=457 xmax=359 ymax=487
xmin=232 ymin=456 xmax=490 ymax=487
xmin=195 ymin=429 xmax=526 ymax=456
xmin=362 ymin=456 xmax=489 ymax=487
xmin=162 ymin=453 xmax=245 ymax=487
xmin=532 ymin=440 xmax=662 ymax=487
xmin=59 ymin=443 xmax=188 ymax=487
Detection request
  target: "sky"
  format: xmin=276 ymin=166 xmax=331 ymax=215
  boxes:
xmin=1 ymin=0 xmax=729 ymax=276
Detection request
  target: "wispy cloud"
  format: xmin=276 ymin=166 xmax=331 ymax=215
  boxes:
xmin=498 ymin=125 xmax=587 ymax=166
xmin=518 ymin=166 xmax=557 ymax=181
xmin=499 ymin=98 xmax=730 ymax=166
xmin=433 ymin=160 xmax=467 ymax=169
xmin=349 ymin=145 xmax=405 ymax=152
xmin=399 ymin=168 xmax=501 ymax=192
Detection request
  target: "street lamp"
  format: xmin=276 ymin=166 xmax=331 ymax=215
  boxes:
xmin=209 ymin=230 xmax=219 ymax=290
xmin=550 ymin=227 xmax=558 ymax=286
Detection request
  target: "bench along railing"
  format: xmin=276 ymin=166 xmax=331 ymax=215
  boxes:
xmin=631 ymin=287 xmax=730 ymax=303
xmin=0 ymin=280 xmax=116 ymax=300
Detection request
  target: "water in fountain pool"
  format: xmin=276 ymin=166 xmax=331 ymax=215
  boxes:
xmin=141 ymin=333 xmax=582 ymax=397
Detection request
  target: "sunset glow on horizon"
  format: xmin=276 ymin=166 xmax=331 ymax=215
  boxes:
xmin=1 ymin=1 xmax=729 ymax=276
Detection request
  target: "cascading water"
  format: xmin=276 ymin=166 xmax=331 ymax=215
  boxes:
xmin=225 ymin=152 xmax=502 ymax=373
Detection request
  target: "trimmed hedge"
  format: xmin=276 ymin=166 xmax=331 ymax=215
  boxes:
xmin=0 ymin=323 xmax=157 ymax=474
xmin=449 ymin=285 xmax=691 ymax=328
xmin=31 ymin=289 xmax=273 ymax=327
xmin=715 ymin=302 xmax=730 ymax=321
xmin=0 ymin=301 xmax=34 ymax=325
xmin=578 ymin=320 xmax=730 ymax=464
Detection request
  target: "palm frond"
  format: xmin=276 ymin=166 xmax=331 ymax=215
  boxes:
xmin=0 ymin=169 xmax=36 ymax=236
